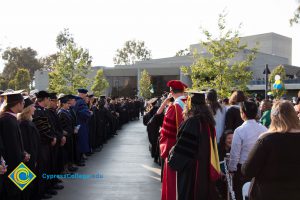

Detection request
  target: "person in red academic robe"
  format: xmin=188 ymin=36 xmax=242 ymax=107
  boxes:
xmin=157 ymin=80 xmax=187 ymax=200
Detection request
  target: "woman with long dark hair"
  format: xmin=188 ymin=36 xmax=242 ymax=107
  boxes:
xmin=168 ymin=91 xmax=220 ymax=200
xmin=224 ymin=91 xmax=246 ymax=133
xmin=206 ymin=89 xmax=226 ymax=143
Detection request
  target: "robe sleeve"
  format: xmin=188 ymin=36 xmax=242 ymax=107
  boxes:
xmin=168 ymin=118 xmax=199 ymax=171
xmin=159 ymin=104 xmax=177 ymax=159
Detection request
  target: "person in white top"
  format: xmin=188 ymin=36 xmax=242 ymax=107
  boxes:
xmin=228 ymin=100 xmax=267 ymax=200
xmin=206 ymin=89 xmax=226 ymax=143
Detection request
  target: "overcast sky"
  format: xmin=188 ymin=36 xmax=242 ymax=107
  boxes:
xmin=0 ymin=0 xmax=299 ymax=72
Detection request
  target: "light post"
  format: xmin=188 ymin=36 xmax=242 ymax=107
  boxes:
xmin=263 ymin=64 xmax=271 ymax=99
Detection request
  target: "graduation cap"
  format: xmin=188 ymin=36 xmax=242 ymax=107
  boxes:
xmin=78 ymin=88 xmax=88 ymax=94
xmin=57 ymin=93 xmax=66 ymax=100
xmin=0 ymin=90 xmax=4 ymax=95
xmin=36 ymin=91 xmax=50 ymax=99
xmin=88 ymin=94 xmax=94 ymax=98
xmin=186 ymin=90 xmax=206 ymax=108
xmin=100 ymin=95 xmax=106 ymax=99
xmin=4 ymin=89 xmax=15 ymax=93
xmin=23 ymin=96 xmax=34 ymax=108
xmin=0 ymin=90 xmax=24 ymax=104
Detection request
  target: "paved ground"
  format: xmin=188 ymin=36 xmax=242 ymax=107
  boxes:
xmin=52 ymin=119 xmax=161 ymax=200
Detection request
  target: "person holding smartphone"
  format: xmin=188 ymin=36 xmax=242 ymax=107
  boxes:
xmin=157 ymin=80 xmax=187 ymax=200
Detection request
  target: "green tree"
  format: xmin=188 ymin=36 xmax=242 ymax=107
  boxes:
xmin=14 ymin=68 xmax=31 ymax=91
xmin=290 ymin=3 xmax=300 ymax=25
xmin=49 ymin=31 xmax=92 ymax=94
xmin=175 ymin=48 xmax=190 ymax=56
xmin=91 ymin=69 xmax=109 ymax=96
xmin=139 ymin=69 xmax=152 ymax=99
xmin=0 ymin=76 xmax=8 ymax=90
xmin=269 ymin=65 xmax=286 ymax=99
xmin=2 ymin=47 xmax=42 ymax=81
xmin=39 ymin=54 xmax=58 ymax=71
xmin=182 ymin=13 xmax=257 ymax=98
xmin=8 ymin=79 xmax=15 ymax=90
xmin=113 ymin=40 xmax=151 ymax=65
xmin=56 ymin=28 xmax=75 ymax=50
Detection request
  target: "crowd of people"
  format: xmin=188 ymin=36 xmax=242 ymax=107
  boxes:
xmin=0 ymin=88 xmax=143 ymax=200
xmin=1 ymin=79 xmax=300 ymax=200
xmin=143 ymin=80 xmax=300 ymax=200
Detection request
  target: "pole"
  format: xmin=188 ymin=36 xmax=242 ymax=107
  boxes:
xmin=265 ymin=64 xmax=268 ymax=100
xmin=137 ymin=66 xmax=140 ymax=97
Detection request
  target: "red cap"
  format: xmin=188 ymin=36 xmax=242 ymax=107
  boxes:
xmin=167 ymin=80 xmax=188 ymax=91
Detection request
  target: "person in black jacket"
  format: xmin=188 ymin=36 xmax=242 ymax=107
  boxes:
xmin=242 ymin=100 xmax=300 ymax=200
xmin=18 ymin=97 xmax=40 ymax=200
xmin=0 ymin=91 xmax=30 ymax=200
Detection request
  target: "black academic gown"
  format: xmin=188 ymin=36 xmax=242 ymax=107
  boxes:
xmin=19 ymin=120 xmax=40 ymax=172
xmin=33 ymin=104 xmax=55 ymax=196
xmin=143 ymin=106 xmax=162 ymax=158
xmin=69 ymin=106 xmax=81 ymax=164
xmin=95 ymin=106 xmax=106 ymax=147
xmin=88 ymin=106 xmax=97 ymax=150
xmin=134 ymin=100 xmax=140 ymax=119
xmin=147 ymin=112 xmax=164 ymax=160
xmin=19 ymin=120 xmax=40 ymax=200
xmin=0 ymin=112 xmax=24 ymax=200
xmin=168 ymin=117 xmax=217 ymax=200
xmin=47 ymin=108 xmax=64 ymax=174
xmin=58 ymin=109 xmax=74 ymax=164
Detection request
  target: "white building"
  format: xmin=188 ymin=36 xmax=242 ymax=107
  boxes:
xmin=35 ymin=32 xmax=300 ymax=97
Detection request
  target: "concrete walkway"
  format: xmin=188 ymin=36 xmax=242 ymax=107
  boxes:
xmin=52 ymin=119 xmax=161 ymax=200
